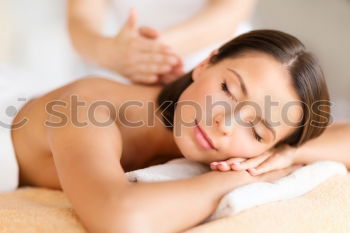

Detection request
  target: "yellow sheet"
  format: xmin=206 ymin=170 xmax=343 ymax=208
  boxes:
xmin=1 ymin=175 xmax=350 ymax=233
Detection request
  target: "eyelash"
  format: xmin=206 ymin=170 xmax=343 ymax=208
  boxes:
xmin=221 ymin=81 xmax=262 ymax=143
xmin=249 ymin=121 xmax=263 ymax=142
xmin=220 ymin=81 xmax=236 ymax=101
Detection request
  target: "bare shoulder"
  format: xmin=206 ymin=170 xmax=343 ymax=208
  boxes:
xmin=45 ymin=77 xmax=126 ymax=184
xmin=43 ymin=77 xmax=126 ymax=156
xmin=59 ymin=76 xmax=127 ymax=99
xmin=55 ymin=76 xmax=156 ymax=105
xmin=12 ymin=77 xmax=127 ymax=188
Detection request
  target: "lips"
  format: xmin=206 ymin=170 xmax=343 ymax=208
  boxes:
xmin=194 ymin=119 xmax=216 ymax=150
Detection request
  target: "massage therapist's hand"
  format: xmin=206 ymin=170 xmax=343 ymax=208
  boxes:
xmin=210 ymin=145 xmax=299 ymax=175
xmin=138 ymin=25 xmax=184 ymax=84
xmin=96 ymin=9 xmax=183 ymax=84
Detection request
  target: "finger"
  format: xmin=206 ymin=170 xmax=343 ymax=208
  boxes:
xmin=216 ymin=162 xmax=231 ymax=172
xmin=136 ymin=62 xmax=176 ymax=75
xmin=174 ymin=68 xmax=185 ymax=77
xmin=210 ymin=162 xmax=219 ymax=171
xmin=260 ymin=165 xmax=302 ymax=182
xmin=139 ymin=26 xmax=159 ymax=39
xmin=158 ymin=72 xmax=182 ymax=84
xmin=130 ymin=74 xmax=158 ymax=84
xmin=252 ymin=154 xmax=292 ymax=176
xmin=210 ymin=158 xmax=245 ymax=172
xmin=158 ymin=65 xmax=173 ymax=74
xmin=121 ymin=8 xmax=138 ymax=33
xmin=136 ymin=53 xmax=179 ymax=67
xmin=231 ymin=153 xmax=270 ymax=171
xmin=210 ymin=161 xmax=230 ymax=172
xmin=223 ymin=158 xmax=247 ymax=170
xmin=136 ymin=38 xmax=173 ymax=54
xmin=173 ymin=62 xmax=184 ymax=74
xmin=158 ymin=74 xmax=176 ymax=85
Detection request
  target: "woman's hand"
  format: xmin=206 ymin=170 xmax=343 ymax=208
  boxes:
xmin=210 ymin=145 xmax=299 ymax=176
xmin=218 ymin=164 xmax=303 ymax=191
xmin=96 ymin=9 xmax=183 ymax=84
xmin=248 ymin=164 xmax=302 ymax=183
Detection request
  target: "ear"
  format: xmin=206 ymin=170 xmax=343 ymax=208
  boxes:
xmin=192 ymin=50 xmax=219 ymax=81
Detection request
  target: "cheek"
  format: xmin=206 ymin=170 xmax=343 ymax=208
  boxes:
xmin=179 ymin=80 xmax=229 ymax=124
xmin=224 ymin=131 xmax=267 ymax=159
xmin=176 ymin=84 xmax=210 ymax=124
xmin=179 ymin=76 xmax=219 ymax=103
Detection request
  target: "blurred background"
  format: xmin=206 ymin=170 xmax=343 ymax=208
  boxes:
xmin=0 ymin=0 xmax=349 ymax=120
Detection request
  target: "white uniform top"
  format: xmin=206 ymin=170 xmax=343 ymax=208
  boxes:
xmin=109 ymin=0 xmax=208 ymax=31
xmin=3 ymin=0 xmax=251 ymax=84
xmin=102 ymin=0 xmax=251 ymax=72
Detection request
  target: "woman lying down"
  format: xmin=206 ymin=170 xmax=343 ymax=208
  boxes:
xmin=2 ymin=30 xmax=350 ymax=233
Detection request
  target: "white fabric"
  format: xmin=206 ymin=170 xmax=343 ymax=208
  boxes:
xmin=0 ymin=89 xmax=28 ymax=193
xmin=0 ymin=66 xmax=50 ymax=193
xmin=0 ymin=126 xmax=20 ymax=192
xmin=5 ymin=0 xmax=252 ymax=83
xmin=111 ymin=0 xmax=208 ymax=32
xmin=108 ymin=0 xmax=252 ymax=72
xmin=125 ymin=159 xmax=348 ymax=221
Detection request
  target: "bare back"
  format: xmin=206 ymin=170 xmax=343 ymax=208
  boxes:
xmin=11 ymin=77 xmax=181 ymax=189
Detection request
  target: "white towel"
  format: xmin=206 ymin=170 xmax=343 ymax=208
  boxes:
xmin=125 ymin=159 xmax=347 ymax=221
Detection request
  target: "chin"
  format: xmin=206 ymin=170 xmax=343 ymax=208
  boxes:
xmin=173 ymin=132 xmax=204 ymax=163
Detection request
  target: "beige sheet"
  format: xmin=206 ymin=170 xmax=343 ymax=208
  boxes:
xmin=1 ymin=175 xmax=350 ymax=233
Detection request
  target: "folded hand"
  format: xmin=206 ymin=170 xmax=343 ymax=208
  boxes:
xmin=210 ymin=144 xmax=298 ymax=176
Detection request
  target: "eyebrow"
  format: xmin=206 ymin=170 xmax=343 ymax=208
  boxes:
xmin=256 ymin=115 xmax=276 ymax=140
xmin=227 ymin=68 xmax=276 ymax=140
xmin=227 ymin=68 xmax=248 ymax=97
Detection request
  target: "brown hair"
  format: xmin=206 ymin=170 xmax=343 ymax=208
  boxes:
xmin=157 ymin=29 xmax=330 ymax=147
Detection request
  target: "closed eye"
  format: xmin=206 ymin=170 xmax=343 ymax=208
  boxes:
xmin=249 ymin=121 xmax=263 ymax=142
xmin=221 ymin=81 xmax=237 ymax=101
xmin=252 ymin=128 xmax=263 ymax=142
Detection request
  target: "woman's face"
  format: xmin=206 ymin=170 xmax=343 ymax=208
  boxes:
xmin=173 ymin=51 xmax=303 ymax=163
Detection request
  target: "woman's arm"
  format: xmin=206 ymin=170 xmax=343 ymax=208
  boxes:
xmin=161 ymin=0 xmax=256 ymax=56
xmin=209 ymin=122 xmax=350 ymax=174
xmin=47 ymin=78 xmax=295 ymax=233
xmin=294 ymin=122 xmax=350 ymax=168
xmin=116 ymin=165 xmax=298 ymax=233
xmin=45 ymin=79 xmax=242 ymax=233
xmin=46 ymin=90 xmax=237 ymax=232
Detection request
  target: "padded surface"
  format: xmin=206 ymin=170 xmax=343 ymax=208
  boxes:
xmin=0 ymin=175 xmax=350 ymax=233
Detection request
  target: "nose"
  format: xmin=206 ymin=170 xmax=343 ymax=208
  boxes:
xmin=214 ymin=112 xmax=233 ymax=136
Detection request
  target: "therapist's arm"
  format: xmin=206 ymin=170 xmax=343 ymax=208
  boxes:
xmin=67 ymin=0 xmax=108 ymax=64
xmin=161 ymin=0 xmax=256 ymax=56
xmin=67 ymin=0 xmax=181 ymax=84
